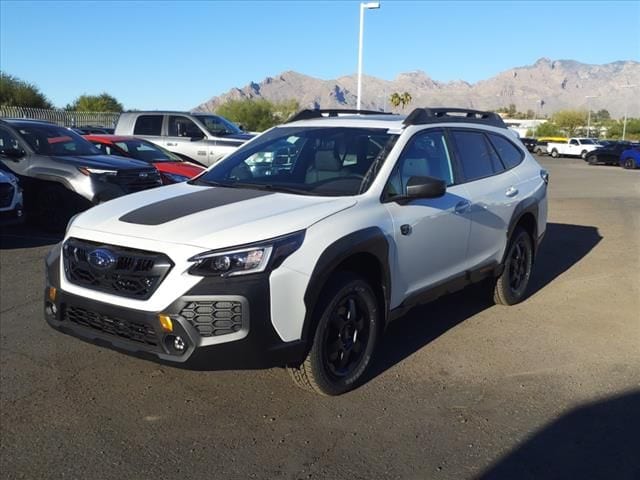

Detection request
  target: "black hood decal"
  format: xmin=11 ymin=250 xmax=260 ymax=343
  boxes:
xmin=119 ymin=187 xmax=274 ymax=225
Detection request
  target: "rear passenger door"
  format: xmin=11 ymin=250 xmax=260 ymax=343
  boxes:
xmin=449 ymin=129 xmax=520 ymax=270
xmin=132 ymin=114 xmax=164 ymax=148
xmin=384 ymin=129 xmax=472 ymax=300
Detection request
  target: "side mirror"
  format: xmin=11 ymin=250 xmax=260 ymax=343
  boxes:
xmin=402 ymin=176 xmax=446 ymax=202
xmin=1 ymin=148 xmax=26 ymax=161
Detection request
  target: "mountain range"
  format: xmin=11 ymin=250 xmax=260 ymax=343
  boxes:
xmin=195 ymin=58 xmax=640 ymax=118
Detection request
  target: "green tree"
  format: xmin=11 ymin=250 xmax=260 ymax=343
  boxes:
xmin=66 ymin=93 xmax=123 ymax=112
xmin=0 ymin=72 xmax=52 ymax=108
xmin=389 ymin=92 xmax=412 ymax=110
xmin=551 ymin=109 xmax=587 ymax=137
xmin=594 ymin=109 xmax=610 ymax=122
xmin=528 ymin=121 xmax=563 ymax=137
xmin=216 ymin=98 xmax=299 ymax=132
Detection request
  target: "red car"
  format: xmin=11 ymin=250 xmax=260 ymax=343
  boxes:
xmin=84 ymin=135 xmax=205 ymax=184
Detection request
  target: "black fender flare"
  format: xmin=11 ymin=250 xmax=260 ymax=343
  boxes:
xmin=506 ymin=197 xmax=539 ymax=258
xmin=300 ymin=227 xmax=391 ymax=345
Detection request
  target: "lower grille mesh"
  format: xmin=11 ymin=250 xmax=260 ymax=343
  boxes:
xmin=180 ymin=301 xmax=243 ymax=337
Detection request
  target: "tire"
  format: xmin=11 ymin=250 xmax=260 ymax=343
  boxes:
xmin=288 ymin=272 xmax=380 ymax=395
xmin=587 ymin=154 xmax=598 ymax=165
xmin=622 ymin=158 xmax=636 ymax=170
xmin=580 ymin=150 xmax=588 ymax=159
xmin=550 ymin=149 xmax=559 ymax=158
xmin=34 ymin=185 xmax=84 ymax=233
xmin=493 ymin=227 xmax=534 ymax=306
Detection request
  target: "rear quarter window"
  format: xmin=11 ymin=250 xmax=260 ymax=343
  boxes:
xmin=134 ymin=115 xmax=163 ymax=136
xmin=450 ymin=129 xmax=504 ymax=182
xmin=488 ymin=133 xmax=524 ymax=169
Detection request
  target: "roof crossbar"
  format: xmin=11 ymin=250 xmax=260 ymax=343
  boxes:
xmin=403 ymin=108 xmax=506 ymax=129
xmin=286 ymin=109 xmax=392 ymax=123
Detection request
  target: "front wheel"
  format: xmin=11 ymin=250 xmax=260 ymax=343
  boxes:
xmin=551 ymin=149 xmax=559 ymax=158
xmin=622 ymin=157 xmax=636 ymax=170
xmin=580 ymin=150 xmax=588 ymax=159
xmin=288 ymin=273 xmax=380 ymax=395
xmin=493 ymin=227 xmax=534 ymax=306
xmin=588 ymin=154 xmax=598 ymax=165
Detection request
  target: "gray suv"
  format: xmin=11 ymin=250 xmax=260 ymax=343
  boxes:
xmin=115 ymin=111 xmax=254 ymax=167
xmin=0 ymin=119 xmax=162 ymax=231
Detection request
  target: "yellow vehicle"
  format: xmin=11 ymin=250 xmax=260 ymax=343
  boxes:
xmin=533 ymin=136 xmax=568 ymax=155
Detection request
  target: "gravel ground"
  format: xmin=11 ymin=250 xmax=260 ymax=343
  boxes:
xmin=1 ymin=156 xmax=638 ymax=480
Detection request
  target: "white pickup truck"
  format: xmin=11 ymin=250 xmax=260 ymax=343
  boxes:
xmin=547 ymin=138 xmax=602 ymax=159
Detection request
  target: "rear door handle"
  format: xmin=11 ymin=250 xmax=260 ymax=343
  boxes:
xmin=454 ymin=200 xmax=471 ymax=214
xmin=505 ymin=186 xmax=519 ymax=198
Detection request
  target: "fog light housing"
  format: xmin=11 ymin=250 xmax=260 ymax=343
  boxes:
xmin=173 ymin=336 xmax=185 ymax=352
xmin=45 ymin=301 xmax=57 ymax=316
xmin=164 ymin=334 xmax=187 ymax=354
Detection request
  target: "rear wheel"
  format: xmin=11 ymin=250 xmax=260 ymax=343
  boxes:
xmin=288 ymin=272 xmax=379 ymax=395
xmin=493 ymin=227 xmax=534 ymax=306
xmin=551 ymin=149 xmax=559 ymax=158
xmin=623 ymin=158 xmax=636 ymax=170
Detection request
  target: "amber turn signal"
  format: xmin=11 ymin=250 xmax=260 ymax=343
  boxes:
xmin=48 ymin=287 xmax=57 ymax=302
xmin=158 ymin=314 xmax=173 ymax=333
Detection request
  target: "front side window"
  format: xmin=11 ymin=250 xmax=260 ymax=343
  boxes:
xmin=168 ymin=116 xmax=204 ymax=138
xmin=450 ymin=129 xmax=503 ymax=182
xmin=0 ymin=127 xmax=20 ymax=153
xmin=385 ymin=129 xmax=455 ymax=199
xmin=488 ymin=133 xmax=524 ymax=169
xmin=15 ymin=125 xmax=100 ymax=156
xmin=133 ymin=115 xmax=163 ymax=136
xmin=194 ymin=126 xmax=398 ymax=197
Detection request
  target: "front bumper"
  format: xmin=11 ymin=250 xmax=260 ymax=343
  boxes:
xmin=44 ymin=247 xmax=306 ymax=370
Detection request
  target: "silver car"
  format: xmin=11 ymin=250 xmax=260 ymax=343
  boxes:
xmin=115 ymin=111 xmax=255 ymax=167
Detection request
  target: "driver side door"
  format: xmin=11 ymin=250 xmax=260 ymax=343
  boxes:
xmin=166 ymin=115 xmax=209 ymax=165
xmin=383 ymin=129 xmax=472 ymax=304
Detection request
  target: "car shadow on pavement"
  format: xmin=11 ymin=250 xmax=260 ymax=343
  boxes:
xmin=367 ymin=222 xmax=602 ymax=384
xmin=0 ymin=224 xmax=62 ymax=250
xmin=477 ymin=390 xmax=640 ymax=480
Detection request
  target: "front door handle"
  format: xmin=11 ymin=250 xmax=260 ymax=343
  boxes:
xmin=505 ymin=186 xmax=519 ymax=198
xmin=454 ymin=200 xmax=471 ymax=214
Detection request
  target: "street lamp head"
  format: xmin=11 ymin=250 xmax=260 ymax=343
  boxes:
xmin=362 ymin=2 xmax=380 ymax=9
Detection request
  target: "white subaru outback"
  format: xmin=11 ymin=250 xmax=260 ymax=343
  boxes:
xmin=45 ymin=108 xmax=548 ymax=395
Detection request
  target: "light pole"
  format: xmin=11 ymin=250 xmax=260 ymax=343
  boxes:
xmin=585 ymin=95 xmax=599 ymax=138
xmin=357 ymin=2 xmax=380 ymax=111
xmin=619 ymin=84 xmax=637 ymax=140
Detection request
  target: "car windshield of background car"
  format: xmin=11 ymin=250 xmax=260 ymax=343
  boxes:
xmin=193 ymin=126 xmax=398 ymax=197
xmin=115 ymin=140 xmax=181 ymax=163
xmin=17 ymin=125 xmax=101 ymax=156
xmin=195 ymin=115 xmax=243 ymax=136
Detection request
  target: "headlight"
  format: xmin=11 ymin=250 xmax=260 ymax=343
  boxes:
xmin=162 ymin=172 xmax=190 ymax=183
xmin=78 ymin=167 xmax=118 ymax=176
xmin=188 ymin=230 xmax=305 ymax=277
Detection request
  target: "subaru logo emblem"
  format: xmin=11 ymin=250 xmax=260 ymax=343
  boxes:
xmin=87 ymin=248 xmax=117 ymax=270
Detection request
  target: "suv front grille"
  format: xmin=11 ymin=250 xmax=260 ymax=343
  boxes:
xmin=0 ymin=183 xmax=15 ymax=208
xmin=180 ymin=301 xmax=243 ymax=337
xmin=111 ymin=169 xmax=162 ymax=193
xmin=64 ymin=305 xmax=158 ymax=346
xmin=63 ymin=238 xmax=173 ymax=299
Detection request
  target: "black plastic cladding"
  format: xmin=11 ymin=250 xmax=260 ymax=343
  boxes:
xmin=403 ymin=108 xmax=507 ymax=129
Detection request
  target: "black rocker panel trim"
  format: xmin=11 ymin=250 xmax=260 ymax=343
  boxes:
xmin=301 ymin=227 xmax=391 ymax=345
xmin=119 ymin=187 xmax=273 ymax=225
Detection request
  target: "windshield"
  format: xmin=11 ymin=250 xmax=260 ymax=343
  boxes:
xmin=193 ymin=126 xmax=398 ymax=197
xmin=195 ymin=115 xmax=242 ymax=136
xmin=16 ymin=124 xmax=101 ymax=156
xmin=113 ymin=139 xmax=182 ymax=163
xmin=579 ymin=138 xmax=596 ymax=145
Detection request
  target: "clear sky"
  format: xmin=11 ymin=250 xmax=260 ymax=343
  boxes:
xmin=1 ymin=0 xmax=639 ymax=110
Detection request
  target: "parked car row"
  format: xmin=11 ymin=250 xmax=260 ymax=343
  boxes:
xmin=586 ymin=142 xmax=640 ymax=169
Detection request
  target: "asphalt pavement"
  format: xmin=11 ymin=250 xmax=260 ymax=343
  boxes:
xmin=1 ymin=156 xmax=638 ymax=480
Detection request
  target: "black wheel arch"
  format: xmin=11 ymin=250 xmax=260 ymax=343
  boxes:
xmin=301 ymin=227 xmax=391 ymax=349
xmin=507 ymin=198 xmax=539 ymax=261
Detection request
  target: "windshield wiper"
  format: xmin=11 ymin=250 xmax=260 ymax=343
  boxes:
xmin=229 ymin=182 xmax=312 ymax=195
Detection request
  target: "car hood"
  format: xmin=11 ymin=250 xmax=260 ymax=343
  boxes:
xmin=71 ymin=182 xmax=356 ymax=250
xmin=50 ymin=154 xmax=152 ymax=169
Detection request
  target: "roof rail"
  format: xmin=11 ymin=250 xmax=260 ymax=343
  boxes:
xmin=286 ymin=109 xmax=392 ymax=123
xmin=403 ymin=108 xmax=506 ymax=129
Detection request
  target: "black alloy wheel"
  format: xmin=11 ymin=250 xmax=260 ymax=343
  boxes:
xmin=288 ymin=272 xmax=379 ymax=395
xmin=493 ymin=227 xmax=534 ymax=306
xmin=623 ymin=158 xmax=636 ymax=170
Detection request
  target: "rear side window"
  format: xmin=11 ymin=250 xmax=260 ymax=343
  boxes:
xmin=450 ymin=130 xmax=503 ymax=182
xmin=134 ymin=115 xmax=163 ymax=135
xmin=488 ymin=133 xmax=524 ymax=169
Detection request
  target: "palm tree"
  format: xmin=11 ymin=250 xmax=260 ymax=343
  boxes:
xmin=400 ymin=92 xmax=412 ymax=109
xmin=389 ymin=92 xmax=402 ymax=110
